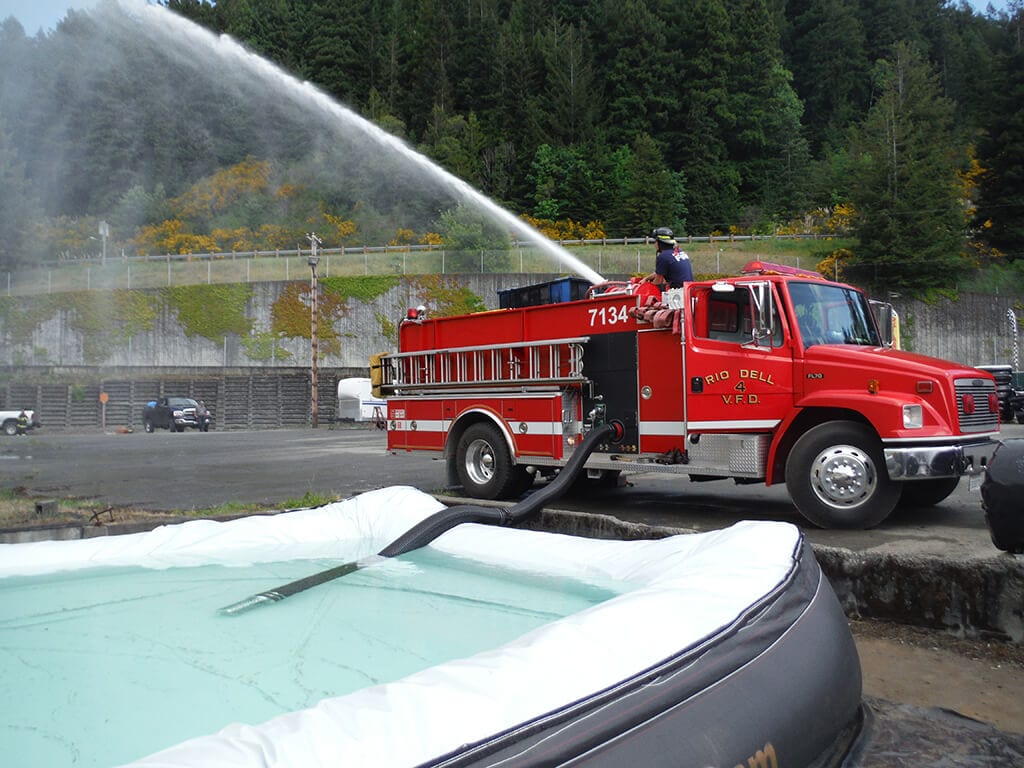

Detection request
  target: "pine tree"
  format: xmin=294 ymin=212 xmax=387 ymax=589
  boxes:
xmin=849 ymin=42 xmax=969 ymax=294
xmin=671 ymin=0 xmax=738 ymax=234
xmin=596 ymin=0 xmax=675 ymax=149
xmin=0 ymin=119 xmax=38 ymax=269
xmin=534 ymin=20 xmax=600 ymax=147
xmin=725 ymin=0 xmax=807 ymax=228
xmin=302 ymin=0 xmax=375 ymax=109
xmin=974 ymin=45 xmax=1024 ymax=260
xmin=609 ymin=133 xmax=685 ymax=237
xmin=527 ymin=144 xmax=599 ymax=222
xmin=787 ymin=0 xmax=869 ymax=154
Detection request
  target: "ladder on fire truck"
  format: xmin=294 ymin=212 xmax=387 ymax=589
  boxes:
xmin=376 ymin=337 xmax=589 ymax=394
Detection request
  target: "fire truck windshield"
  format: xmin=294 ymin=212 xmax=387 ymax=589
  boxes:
xmin=787 ymin=281 xmax=882 ymax=348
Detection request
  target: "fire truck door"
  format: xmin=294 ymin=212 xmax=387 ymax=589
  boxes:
xmin=684 ymin=283 xmax=794 ymax=433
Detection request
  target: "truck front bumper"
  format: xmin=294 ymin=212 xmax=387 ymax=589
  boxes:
xmin=884 ymin=438 xmax=1000 ymax=480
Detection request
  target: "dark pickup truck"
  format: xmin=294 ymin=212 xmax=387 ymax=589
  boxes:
xmin=143 ymin=397 xmax=212 ymax=432
xmin=977 ymin=365 xmax=1024 ymax=424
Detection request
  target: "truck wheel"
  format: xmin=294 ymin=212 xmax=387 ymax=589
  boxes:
xmin=144 ymin=420 xmax=154 ymax=433
xmin=455 ymin=422 xmax=517 ymax=500
xmin=982 ymin=440 xmax=1024 ymax=554
xmin=898 ymin=477 xmax=960 ymax=508
xmin=785 ymin=421 xmax=900 ymax=529
xmin=2 ymin=419 xmax=16 ymax=436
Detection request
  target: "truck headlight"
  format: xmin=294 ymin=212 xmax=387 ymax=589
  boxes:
xmin=902 ymin=404 xmax=923 ymax=429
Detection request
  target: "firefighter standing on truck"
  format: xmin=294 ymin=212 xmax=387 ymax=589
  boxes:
xmin=642 ymin=227 xmax=693 ymax=289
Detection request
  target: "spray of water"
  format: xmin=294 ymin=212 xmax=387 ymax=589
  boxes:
xmin=109 ymin=0 xmax=605 ymax=285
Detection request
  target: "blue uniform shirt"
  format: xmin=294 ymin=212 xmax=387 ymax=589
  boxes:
xmin=655 ymin=246 xmax=694 ymax=288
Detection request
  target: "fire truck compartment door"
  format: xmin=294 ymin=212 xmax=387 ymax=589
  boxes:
xmin=637 ymin=329 xmax=686 ymax=454
xmin=684 ymin=284 xmax=794 ymax=432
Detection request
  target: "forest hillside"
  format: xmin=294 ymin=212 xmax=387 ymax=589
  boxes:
xmin=0 ymin=0 xmax=1021 ymax=297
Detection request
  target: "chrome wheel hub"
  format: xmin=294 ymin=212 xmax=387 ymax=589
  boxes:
xmin=809 ymin=444 xmax=876 ymax=509
xmin=464 ymin=438 xmax=496 ymax=486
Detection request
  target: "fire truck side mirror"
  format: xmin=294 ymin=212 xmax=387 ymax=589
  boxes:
xmin=869 ymin=300 xmax=898 ymax=348
xmin=748 ymin=282 xmax=774 ymax=344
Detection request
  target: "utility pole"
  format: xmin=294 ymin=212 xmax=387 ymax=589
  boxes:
xmin=99 ymin=221 xmax=109 ymax=265
xmin=307 ymin=233 xmax=322 ymax=428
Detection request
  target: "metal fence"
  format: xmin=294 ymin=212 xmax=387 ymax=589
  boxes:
xmin=2 ymin=234 xmax=830 ymax=297
xmin=0 ymin=370 xmax=347 ymax=431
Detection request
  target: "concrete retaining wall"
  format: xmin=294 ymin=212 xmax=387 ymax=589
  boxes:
xmin=892 ymin=292 xmax=1022 ymax=368
xmin=0 ymin=275 xmax=545 ymax=370
xmin=2 ymin=276 xmax=1021 ymax=431
xmin=814 ymin=546 xmax=1024 ymax=644
xmin=1 ymin=274 xmax=1021 ymax=371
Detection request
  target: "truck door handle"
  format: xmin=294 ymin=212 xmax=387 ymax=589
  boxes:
xmin=691 ymin=377 xmax=704 ymax=393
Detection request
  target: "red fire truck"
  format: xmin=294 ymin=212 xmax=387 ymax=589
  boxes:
xmin=375 ymin=263 xmax=1000 ymax=529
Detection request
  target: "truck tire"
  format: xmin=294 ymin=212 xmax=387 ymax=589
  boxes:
xmin=2 ymin=419 xmax=16 ymax=436
xmin=785 ymin=421 xmax=900 ymax=529
xmin=897 ymin=477 xmax=960 ymax=508
xmin=981 ymin=439 xmax=1024 ymax=553
xmin=455 ymin=422 xmax=518 ymax=500
xmin=144 ymin=419 xmax=154 ymax=433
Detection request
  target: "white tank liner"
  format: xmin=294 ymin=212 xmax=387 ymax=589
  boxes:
xmin=0 ymin=486 xmax=803 ymax=768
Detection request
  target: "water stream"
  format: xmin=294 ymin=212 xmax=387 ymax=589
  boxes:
xmin=105 ymin=0 xmax=605 ymax=284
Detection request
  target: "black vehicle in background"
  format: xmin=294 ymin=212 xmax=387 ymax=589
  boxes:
xmin=143 ymin=396 xmax=212 ymax=432
xmin=977 ymin=365 xmax=1021 ymax=424
xmin=1012 ymin=373 xmax=1024 ymax=425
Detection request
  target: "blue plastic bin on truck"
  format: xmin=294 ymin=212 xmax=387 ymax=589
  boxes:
xmin=498 ymin=277 xmax=592 ymax=309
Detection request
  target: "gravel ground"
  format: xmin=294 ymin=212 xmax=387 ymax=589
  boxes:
xmin=851 ymin=618 xmax=1024 ymax=735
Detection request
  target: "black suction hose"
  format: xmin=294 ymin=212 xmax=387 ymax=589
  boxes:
xmin=379 ymin=421 xmax=616 ymax=556
xmin=219 ymin=421 xmax=618 ymax=615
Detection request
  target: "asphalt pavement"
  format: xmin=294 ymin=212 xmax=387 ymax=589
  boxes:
xmin=1 ymin=421 xmax=1017 ymax=554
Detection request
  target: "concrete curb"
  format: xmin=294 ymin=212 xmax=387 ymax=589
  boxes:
xmin=813 ymin=545 xmax=1024 ymax=644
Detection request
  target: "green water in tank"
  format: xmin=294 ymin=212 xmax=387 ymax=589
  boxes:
xmin=0 ymin=549 xmax=617 ymax=767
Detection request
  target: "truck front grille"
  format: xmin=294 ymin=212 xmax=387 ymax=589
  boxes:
xmin=955 ymin=377 xmax=999 ymax=433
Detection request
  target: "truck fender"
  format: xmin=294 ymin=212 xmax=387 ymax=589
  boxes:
xmin=445 ymin=407 xmax=518 ymax=464
xmin=797 ymin=389 xmax=952 ymax=437
xmin=766 ymin=397 xmax=883 ymax=486
xmin=768 ymin=388 xmax=948 ymax=485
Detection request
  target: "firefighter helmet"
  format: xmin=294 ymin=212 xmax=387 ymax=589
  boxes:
xmin=652 ymin=227 xmax=675 ymax=246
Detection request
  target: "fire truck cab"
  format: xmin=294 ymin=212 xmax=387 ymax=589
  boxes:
xmin=377 ymin=263 xmax=1000 ymax=529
